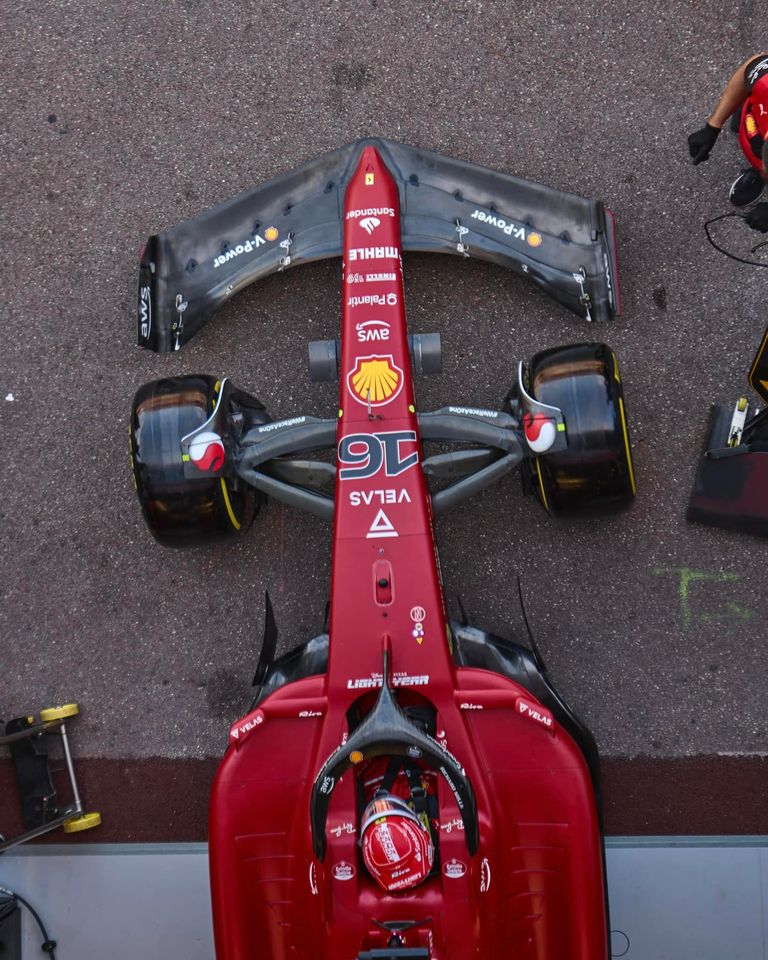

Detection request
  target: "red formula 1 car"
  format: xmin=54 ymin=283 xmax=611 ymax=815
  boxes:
xmin=130 ymin=140 xmax=634 ymax=959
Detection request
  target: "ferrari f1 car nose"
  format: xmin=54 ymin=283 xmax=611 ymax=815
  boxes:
xmin=136 ymin=138 xmax=620 ymax=353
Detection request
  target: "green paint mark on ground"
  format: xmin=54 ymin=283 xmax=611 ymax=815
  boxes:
xmin=653 ymin=567 xmax=749 ymax=630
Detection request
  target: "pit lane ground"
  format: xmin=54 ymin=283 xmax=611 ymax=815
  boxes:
xmin=1 ymin=0 xmax=766 ymax=842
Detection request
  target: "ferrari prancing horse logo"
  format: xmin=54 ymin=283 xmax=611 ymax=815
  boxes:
xmin=347 ymin=355 xmax=403 ymax=406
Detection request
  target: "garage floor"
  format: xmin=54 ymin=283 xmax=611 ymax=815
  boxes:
xmin=2 ymin=839 xmax=767 ymax=960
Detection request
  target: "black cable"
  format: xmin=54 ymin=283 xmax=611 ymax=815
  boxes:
xmin=0 ymin=885 xmax=57 ymax=957
xmin=704 ymin=212 xmax=768 ymax=268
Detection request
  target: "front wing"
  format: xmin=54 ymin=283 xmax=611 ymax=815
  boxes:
xmin=138 ymin=138 xmax=620 ymax=352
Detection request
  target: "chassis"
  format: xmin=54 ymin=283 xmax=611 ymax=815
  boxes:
xmin=130 ymin=140 xmax=635 ymax=959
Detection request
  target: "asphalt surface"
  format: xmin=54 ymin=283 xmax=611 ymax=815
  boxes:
xmin=1 ymin=1 xmax=766 ymax=834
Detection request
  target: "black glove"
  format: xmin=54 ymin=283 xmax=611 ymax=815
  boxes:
xmin=688 ymin=123 xmax=720 ymax=164
xmin=746 ymin=201 xmax=768 ymax=232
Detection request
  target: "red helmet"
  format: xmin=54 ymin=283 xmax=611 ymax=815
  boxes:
xmin=360 ymin=792 xmax=434 ymax=892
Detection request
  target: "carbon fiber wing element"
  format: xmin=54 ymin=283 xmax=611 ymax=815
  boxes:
xmin=137 ymin=138 xmax=621 ymax=352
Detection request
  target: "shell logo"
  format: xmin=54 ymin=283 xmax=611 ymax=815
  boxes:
xmin=348 ymin=355 xmax=403 ymax=406
xmin=527 ymin=232 xmax=543 ymax=248
xmin=264 ymin=226 xmax=279 ymax=241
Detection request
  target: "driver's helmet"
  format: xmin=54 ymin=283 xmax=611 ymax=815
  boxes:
xmin=360 ymin=791 xmax=434 ymax=892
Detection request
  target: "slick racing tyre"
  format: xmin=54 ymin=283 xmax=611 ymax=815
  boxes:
xmin=130 ymin=375 xmax=266 ymax=547
xmin=523 ymin=342 xmax=636 ymax=517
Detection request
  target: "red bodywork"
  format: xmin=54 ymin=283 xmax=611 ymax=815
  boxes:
xmin=209 ymin=148 xmax=608 ymax=959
